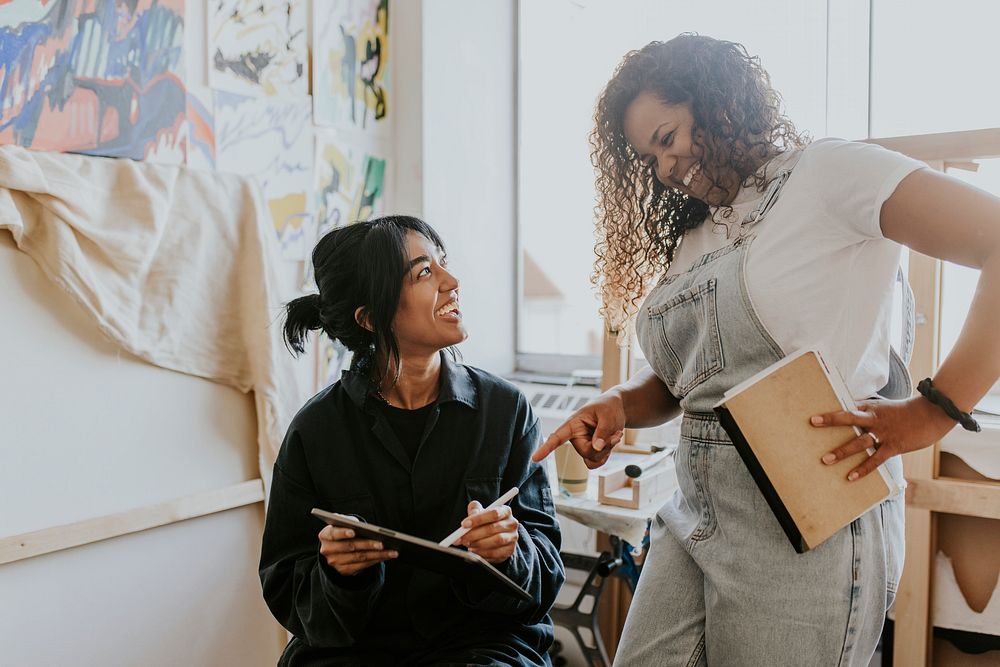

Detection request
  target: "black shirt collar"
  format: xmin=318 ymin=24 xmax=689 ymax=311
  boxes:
xmin=341 ymin=349 xmax=478 ymax=411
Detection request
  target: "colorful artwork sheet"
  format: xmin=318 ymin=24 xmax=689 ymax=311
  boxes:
xmin=184 ymin=85 xmax=215 ymax=169
xmin=314 ymin=129 xmax=387 ymax=237
xmin=215 ymin=91 xmax=314 ymax=260
xmin=313 ymin=0 xmax=388 ymax=131
xmin=0 ymin=0 xmax=187 ymax=162
xmin=209 ymin=0 xmax=307 ymax=97
xmin=315 ymin=332 xmax=351 ymax=392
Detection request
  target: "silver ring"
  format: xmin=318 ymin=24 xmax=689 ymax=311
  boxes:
xmin=867 ymin=431 xmax=880 ymax=446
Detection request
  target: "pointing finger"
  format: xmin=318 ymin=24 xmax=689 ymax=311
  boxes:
xmin=532 ymin=422 xmax=574 ymax=462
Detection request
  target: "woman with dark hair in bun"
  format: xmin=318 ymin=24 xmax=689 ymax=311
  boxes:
xmin=259 ymin=215 xmax=564 ymax=666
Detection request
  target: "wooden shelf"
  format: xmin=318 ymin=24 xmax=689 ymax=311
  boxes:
xmin=907 ymin=478 xmax=1000 ymax=521
xmin=866 ymin=128 xmax=1000 ymax=162
xmin=868 ymin=129 xmax=1000 ymax=666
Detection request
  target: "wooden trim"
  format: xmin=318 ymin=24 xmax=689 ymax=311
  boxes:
xmin=905 ymin=248 xmax=944 ymax=481
xmin=894 ymin=226 xmax=945 ymax=665
xmin=0 ymin=479 xmax=265 ymax=566
xmin=600 ymin=327 xmax=630 ymax=392
xmin=866 ymin=128 xmax=1000 ymax=162
xmin=894 ymin=509 xmax=937 ymax=666
xmin=907 ymin=478 xmax=1000 ymax=520
xmin=601 ymin=327 xmax=638 ymax=446
xmin=943 ymin=160 xmax=979 ymax=173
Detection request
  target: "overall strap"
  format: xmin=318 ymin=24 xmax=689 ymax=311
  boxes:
xmin=878 ymin=267 xmax=915 ymax=400
xmin=896 ymin=266 xmax=915 ymax=366
xmin=742 ymin=168 xmax=794 ymax=228
xmin=735 ymin=167 xmax=795 ymax=239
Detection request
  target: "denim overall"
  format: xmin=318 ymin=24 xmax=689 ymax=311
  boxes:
xmin=615 ymin=174 xmax=906 ymax=666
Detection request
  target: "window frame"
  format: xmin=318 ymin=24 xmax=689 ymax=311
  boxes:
xmin=865 ymin=128 xmax=1000 ymax=431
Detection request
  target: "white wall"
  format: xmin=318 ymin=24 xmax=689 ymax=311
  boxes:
xmin=0 ymin=0 xmax=310 ymax=661
xmin=402 ymin=0 xmax=518 ymax=375
xmin=0 ymin=235 xmax=286 ymax=664
xmin=0 ymin=506 xmax=276 ymax=666
xmin=393 ymin=0 xmax=424 ymax=218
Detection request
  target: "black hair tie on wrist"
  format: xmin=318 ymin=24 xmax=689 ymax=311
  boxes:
xmin=916 ymin=378 xmax=981 ymax=432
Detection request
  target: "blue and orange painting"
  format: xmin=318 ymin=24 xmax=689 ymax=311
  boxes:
xmin=0 ymin=0 xmax=187 ymax=163
xmin=184 ymin=84 xmax=215 ymax=169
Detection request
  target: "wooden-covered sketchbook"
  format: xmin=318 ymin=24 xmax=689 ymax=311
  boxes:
xmin=713 ymin=348 xmax=900 ymax=553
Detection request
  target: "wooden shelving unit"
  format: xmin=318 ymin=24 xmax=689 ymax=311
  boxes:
xmin=867 ymin=130 xmax=1000 ymax=666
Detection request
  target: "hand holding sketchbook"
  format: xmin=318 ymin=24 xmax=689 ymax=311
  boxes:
xmin=311 ymin=509 xmax=531 ymax=602
xmin=713 ymin=348 xmax=901 ymax=553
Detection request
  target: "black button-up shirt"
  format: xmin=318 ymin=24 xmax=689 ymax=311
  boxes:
xmin=259 ymin=352 xmax=564 ymax=665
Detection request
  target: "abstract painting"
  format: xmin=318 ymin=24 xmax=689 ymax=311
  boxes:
xmin=314 ymin=129 xmax=387 ymax=237
xmin=184 ymin=85 xmax=215 ymax=170
xmin=209 ymin=0 xmax=306 ymax=97
xmin=313 ymin=0 xmax=388 ymax=130
xmin=315 ymin=332 xmax=351 ymax=392
xmin=0 ymin=0 xmax=186 ymax=163
xmin=215 ymin=91 xmax=314 ymax=260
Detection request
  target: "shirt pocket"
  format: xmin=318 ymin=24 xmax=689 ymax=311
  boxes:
xmin=464 ymin=477 xmax=502 ymax=507
xmin=647 ymin=277 xmax=725 ymax=397
xmin=518 ymin=476 xmax=555 ymax=517
xmin=322 ymin=492 xmax=378 ymax=524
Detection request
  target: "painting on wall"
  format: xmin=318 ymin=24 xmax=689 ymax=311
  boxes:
xmin=0 ymin=0 xmax=187 ymax=163
xmin=315 ymin=332 xmax=351 ymax=392
xmin=215 ymin=91 xmax=314 ymax=260
xmin=209 ymin=0 xmax=307 ymax=97
xmin=313 ymin=0 xmax=388 ymax=131
xmin=314 ymin=130 xmax=387 ymax=237
xmin=184 ymin=85 xmax=216 ymax=170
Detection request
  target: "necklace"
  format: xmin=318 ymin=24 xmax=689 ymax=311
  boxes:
xmin=375 ymin=388 xmax=391 ymax=406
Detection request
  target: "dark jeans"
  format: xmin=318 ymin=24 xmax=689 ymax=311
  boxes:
xmin=278 ymin=632 xmax=552 ymax=666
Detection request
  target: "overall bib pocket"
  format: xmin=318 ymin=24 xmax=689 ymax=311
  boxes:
xmin=647 ymin=278 xmax=726 ymax=396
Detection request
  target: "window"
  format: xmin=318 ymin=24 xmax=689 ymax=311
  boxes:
xmin=869 ymin=0 xmax=1000 ymax=139
xmin=870 ymin=0 xmax=1000 ymax=410
xmin=516 ymin=0 xmax=852 ymax=372
xmin=516 ymin=0 xmax=998 ymax=403
xmin=941 ymin=159 xmax=1000 ymax=409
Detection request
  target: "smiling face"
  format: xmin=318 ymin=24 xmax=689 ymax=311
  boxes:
xmin=391 ymin=230 xmax=468 ymax=357
xmin=621 ymin=90 xmax=748 ymax=207
xmin=622 ymin=91 xmax=708 ymax=197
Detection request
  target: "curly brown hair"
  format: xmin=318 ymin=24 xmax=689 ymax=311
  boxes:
xmin=591 ymin=34 xmax=807 ymax=336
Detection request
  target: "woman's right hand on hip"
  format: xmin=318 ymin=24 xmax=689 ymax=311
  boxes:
xmin=531 ymin=389 xmax=626 ymax=469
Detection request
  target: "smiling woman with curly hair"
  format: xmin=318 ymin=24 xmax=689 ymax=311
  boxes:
xmin=591 ymin=34 xmax=807 ymax=332
xmin=534 ymin=32 xmax=1000 ymax=666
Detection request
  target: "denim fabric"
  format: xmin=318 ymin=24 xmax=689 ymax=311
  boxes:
xmin=621 ymin=237 xmax=906 ymax=666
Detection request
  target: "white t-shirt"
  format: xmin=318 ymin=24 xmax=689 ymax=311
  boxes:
xmin=666 ymin=138 xmax=926 ymax=397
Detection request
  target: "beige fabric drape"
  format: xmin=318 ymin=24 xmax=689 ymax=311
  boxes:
xmin=0 ymin=145 xmax=301 ymax=483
